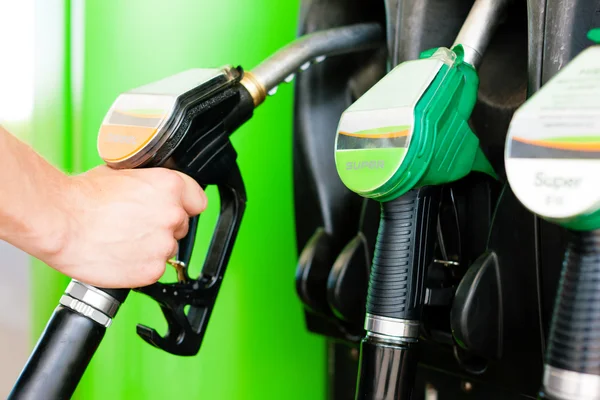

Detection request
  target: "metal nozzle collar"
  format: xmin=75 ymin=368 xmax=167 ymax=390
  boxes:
xmin=59 ymin=281 xmax=121 ymax=327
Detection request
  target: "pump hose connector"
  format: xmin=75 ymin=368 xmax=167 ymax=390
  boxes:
xmin=543 ymin=230 xmax=600 ymax=400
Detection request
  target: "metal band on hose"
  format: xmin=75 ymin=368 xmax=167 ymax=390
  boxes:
xmin=544 ymin=365 xmax=600 ymax=400
xmin=59 ymin=281 xmax=121 ymax=327
xmin=240 ymin=71 xmax=267 ymax=107
xmin=365 ymin=314 xmax=420 ymax=341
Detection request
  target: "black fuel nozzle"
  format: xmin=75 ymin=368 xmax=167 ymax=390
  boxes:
xmin=97 ymin=64 xmax=253 ymax=355
xmin=9 ymin=67 xmax=254 ymax=399
xmin=118 ymin=23 xmax=386 ymax=350
xmin=93 ymin=21 xmax=384 ymax=355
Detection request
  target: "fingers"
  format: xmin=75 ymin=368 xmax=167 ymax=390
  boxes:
xmin=173 ymin=171 xmax=208 ymax=216
xmin=168 ymin=239 xmax=179 ymax=259
xmin=173 ymin=216 xmax=190 ymax=240
xmin=132 ymin=167 xmax=208 ymax=217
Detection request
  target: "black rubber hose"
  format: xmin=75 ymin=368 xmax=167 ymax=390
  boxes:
xmin=9 ymin=288 xmax=128 ymax=400
xmin=251 ymin=23 xmax=383 ymax=93
xmin=9 ymin=306 xmax=106 ymax=400
xmin=355 ymin=336 xmax=418 ymax=400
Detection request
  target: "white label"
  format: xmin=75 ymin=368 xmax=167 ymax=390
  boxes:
xmin=337 ymin=50 xmax=445 ymax=144
xmin=505 ymin=46 xmax=600 ymax=220
xmin=506 ymin=159 xmax=600 ymax=219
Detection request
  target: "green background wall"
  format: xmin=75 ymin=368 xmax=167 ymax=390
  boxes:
xmin=30 ymin=1 xmax=326 ymax=399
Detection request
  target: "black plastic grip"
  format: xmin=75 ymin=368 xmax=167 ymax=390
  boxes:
xmin=545 ymin=230 xmax=600 ymax=375
xmin=366 ymin=187 xmax=440 ymax=321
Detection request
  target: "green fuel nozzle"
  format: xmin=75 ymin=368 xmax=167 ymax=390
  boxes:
xmin=334 ymin=45 xmax=496 ymax=202
xmin=334 ymin=0 xmax=508 ymax=202
xmin=505 ymin=42 xmax=600 ymax=232
xmin=334 ymin=1 xmax=510 ymax=399
xmin=505 ymin=35 xmax=600 ymax=400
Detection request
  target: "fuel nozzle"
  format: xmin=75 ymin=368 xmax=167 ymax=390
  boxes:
xmin=94 ymin=22 xmax=384 ymax=356
xmin=505 ymin=33 xmax=600 ymax=400
xmin=333 ymin=1 xmax=509 ymax=398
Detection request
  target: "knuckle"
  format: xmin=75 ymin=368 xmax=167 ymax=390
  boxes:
xmin=174 ymin=219 xmax=190 ymax=240
xmin=144 ymin=262 xmax=166 ymax=285
xmin=150 ymin=235 xmax=177 ymax=260
xmin=169 ymin=239 xmax=179 ymax=258
xmin=158 ymin=238 xmax=179 ymax=259
xmin=146 ymin=168 xmax=183 ymax=192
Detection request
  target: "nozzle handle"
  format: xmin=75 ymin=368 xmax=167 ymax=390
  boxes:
xmin=366 ymin=187 xmax=439 ymax=322
xmin=135 ymin=164 xmax=247 ymax=356
xmin=542 ymin=230 xmax=600 ymax=400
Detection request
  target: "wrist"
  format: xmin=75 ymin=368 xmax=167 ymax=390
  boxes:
xmin=0 ymin=126 xmax=76 ymax=265
xmin=33 ymin=173 xmax=77 ymax=262
xmin=0 ymin=167 xmax=73 ymax=263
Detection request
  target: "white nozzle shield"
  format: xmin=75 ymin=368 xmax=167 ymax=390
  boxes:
xmin=505 ymin=46 xmax=600 ymax=225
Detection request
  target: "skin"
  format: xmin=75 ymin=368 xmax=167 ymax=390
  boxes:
xmin=0 ymin=125 xmax=207 ymax=288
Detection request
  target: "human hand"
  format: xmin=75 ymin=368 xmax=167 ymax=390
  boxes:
xmin=44 ymin=165 xmax=207 ymax=288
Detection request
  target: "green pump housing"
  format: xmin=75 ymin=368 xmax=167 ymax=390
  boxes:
xmin=334 ymin=45 xmax=495 ymax=202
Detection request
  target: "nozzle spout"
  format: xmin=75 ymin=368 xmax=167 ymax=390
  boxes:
xmin=453 ymin=0 xmax=512 ymax=69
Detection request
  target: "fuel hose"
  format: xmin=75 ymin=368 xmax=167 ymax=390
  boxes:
xmin=8 ymin=286 xmax=128 ymax=400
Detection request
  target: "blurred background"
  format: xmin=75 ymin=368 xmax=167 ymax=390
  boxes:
xmin=0 ymin=0 xmax=326 ymax=399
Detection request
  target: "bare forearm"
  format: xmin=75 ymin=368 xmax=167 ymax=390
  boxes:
xmin=0 ymin=125 xmax=206 ymax=288
xmin=0 ymin=126 xmax=70 ymax=259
